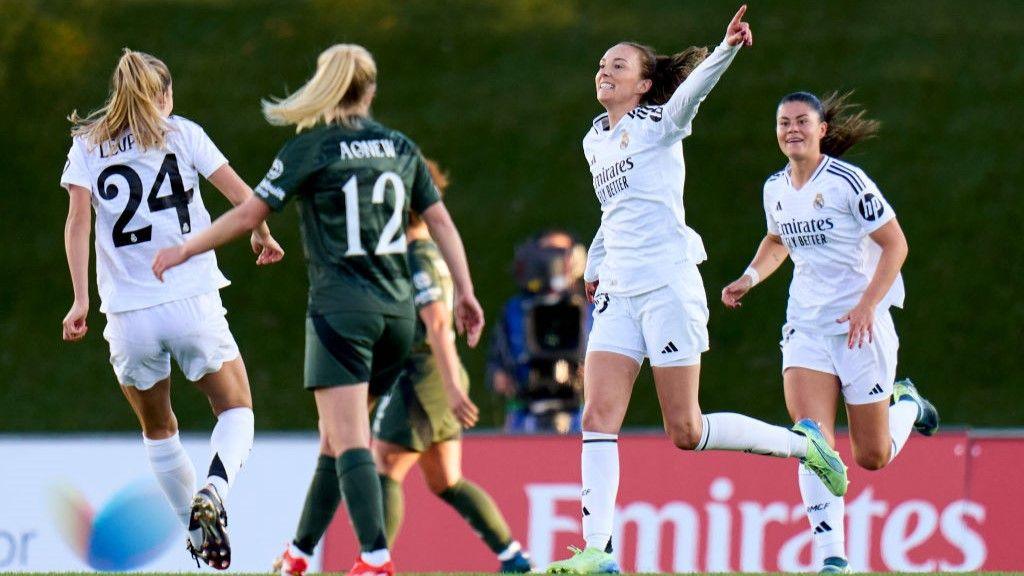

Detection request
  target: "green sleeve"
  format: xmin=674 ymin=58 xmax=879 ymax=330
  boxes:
xmin=409 ymin=151 xmax=441 ymax=215
xmin=410 ymin=248 xmax=444 ymax=310
xmin=254 ymin=134 xmax=321 ymax=212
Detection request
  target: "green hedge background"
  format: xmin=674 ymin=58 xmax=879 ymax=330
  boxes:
xmin=2 ymin=0 xmax=1021 ymax=431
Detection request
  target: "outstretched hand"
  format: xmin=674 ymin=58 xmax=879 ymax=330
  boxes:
xmin=725 ymin=5 xmax=753 ymax=47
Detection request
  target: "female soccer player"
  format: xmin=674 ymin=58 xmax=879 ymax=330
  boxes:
xmin=151 ymin=44 xmax=483 ymax=576
xmin=720 ymin=91 xmax=939 ymax=573
xmin=371 ymin=159 xmax=531 ymax=572
xmin=61 ymin=49 xmax=283 ymax=569
xmin=548 ymin=7 xmax=849 ymax=574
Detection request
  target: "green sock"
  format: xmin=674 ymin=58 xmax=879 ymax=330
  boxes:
xmin=378 ymin=474 xmax=404 ymax=546
xmin=337 ymin=448 xmax=388 ymax=552
xmin=438 ymin=478 xmax=513 ymax=554
xmin=293 ymin=455 xmax=341 ymax=555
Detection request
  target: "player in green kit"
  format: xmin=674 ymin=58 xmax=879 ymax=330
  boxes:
xmin=152 ymin=44 xmax=484 ymax=576
xmin=371 ymin=160 xmax=532 ymax=573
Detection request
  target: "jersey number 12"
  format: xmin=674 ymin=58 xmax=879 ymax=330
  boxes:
xmin=96 ymin=153 xmax=194 ymax=248
xmin=341 ymin=171 xmax=407 ymax=257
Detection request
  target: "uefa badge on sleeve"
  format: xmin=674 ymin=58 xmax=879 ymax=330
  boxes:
xmin=813 ymin=192 xmax=825 ymax=210
xmin=620 ymin=130 xmax=630 ymax=150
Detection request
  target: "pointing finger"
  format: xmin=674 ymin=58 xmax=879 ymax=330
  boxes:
xmin=731 ymin=4 xmax=748 ymax=27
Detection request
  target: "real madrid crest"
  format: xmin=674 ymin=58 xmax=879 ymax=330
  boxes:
xmin=813 ymin=192 xmax=825 ymax=210
xmin=620 ymin=130 xmax=630 ymax=150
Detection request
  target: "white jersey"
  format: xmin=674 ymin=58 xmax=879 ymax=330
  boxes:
xmin=582 ymin=41 xmax=740 ymax=296
xmin=763 ymin=155 xmax=904 ymax=335
xmin=60 ymin=115 xmax=230 ymax=313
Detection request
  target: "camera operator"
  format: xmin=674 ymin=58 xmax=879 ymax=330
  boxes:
xmin=486 ymin=230 xmax=592 ymax=434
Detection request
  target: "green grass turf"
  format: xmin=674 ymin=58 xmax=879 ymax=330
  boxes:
xmin=2 ymin=0 xmax=1023 ymax=431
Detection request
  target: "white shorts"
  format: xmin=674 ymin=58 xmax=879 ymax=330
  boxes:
xmin=781 ymin=310 xmax=899 ymax=405
xmin=103 ymin=291 xmax=240 ymax=390
xmin=586 ymin=265 xmax=709 ymax=367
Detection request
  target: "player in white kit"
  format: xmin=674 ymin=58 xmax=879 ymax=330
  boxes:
xmin=720 ymin=91 xmax=939 ymax=573
xmin=547 ymin=7 xmax=850 ymax=574
xmin=60 ymin=49 xmax=283 ymax=569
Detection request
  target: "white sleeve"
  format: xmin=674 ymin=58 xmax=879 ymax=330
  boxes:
xmin=764 ymin=194 xmax=781 ymax=235
xmin=584 ymin=225 xmax=605 ymax=282
xmin=188 ymin=122 xmax=228 ymax=178
xmin=847 ymin=174 xmax=895 ymax=235
xmin=60 ymin=140 xmax=91 ymax=192
xmin=662 ymin=41 xmax=741 ymax=133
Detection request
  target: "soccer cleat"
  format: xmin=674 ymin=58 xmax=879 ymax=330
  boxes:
xmin=892 ymin=378 xmax=939 ymax=436
xmin=792 ymin=419 xmax=848 ymax=497
xmin=189 ymin=484 xmax=231 ymax=570
xmin=820 ymin=556 xmax=852 ymax=573
xmin=546 ymin=546 xmax=620 ymax=574
xmin=347 ymin=557 xmax=395 ymax=576
xmin=499 ymin=549 xmax=533 ymax=573
xmin=272 ymin=543 xmax=310 ymax=576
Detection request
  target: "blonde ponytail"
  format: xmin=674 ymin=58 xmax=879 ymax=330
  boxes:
xmin=262 ymin=44 xmax=377 ymax=132
xmin=69 ymin=48 xmax=172 ymax=150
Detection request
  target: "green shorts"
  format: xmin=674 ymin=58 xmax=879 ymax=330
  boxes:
xmin=304 ymin=311 xmax=415 ymax=397
xmin=372 ymin=354 xmax=468 ymax=452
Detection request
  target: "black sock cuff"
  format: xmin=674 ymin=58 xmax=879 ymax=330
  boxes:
xmin=316 ymin=454 xmax=337 ymax=472
xmin=292 ymin=539 xmax=315 ymax=556
xmin=337 ymin=448 xmax=374 ymax=475
xmin=437 ymin=478 xmax=468 ymax=502
xmin=379 ymin=473 xmax=401 ymax=489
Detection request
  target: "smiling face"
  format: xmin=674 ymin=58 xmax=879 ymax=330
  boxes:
xmin=776 ymin=100 xmax=827 ymax=161
xmin=595 ymin=43 xmax=651 ymax=111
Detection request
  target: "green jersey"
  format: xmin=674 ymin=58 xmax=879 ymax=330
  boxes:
xmin=255 ymin=119 xmax=440 ymax=317
xmin=408 ymin=238 xmax=455 ymax=357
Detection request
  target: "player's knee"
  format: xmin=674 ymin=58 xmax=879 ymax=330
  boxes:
xmin=665 ymin=420 xmax=701 ymax=451
xmin=427 ymin=474 xmax=458 ymax=495
xmin=581 ymin=406 xmax=617 ymax=433
xmin=854 ymin=448 xmax=889 ymax=471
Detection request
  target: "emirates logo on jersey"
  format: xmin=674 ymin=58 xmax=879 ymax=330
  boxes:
xmin=620 ymin=130 xmax=630 ymax=150
xmin=813 ymin=193 xmax=825 ymax=210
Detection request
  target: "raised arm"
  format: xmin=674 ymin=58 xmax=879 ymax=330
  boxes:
xmin=206 ymin=165 xmax=284 ymax=266
xmin=62 ymin=184 xmax=92 ymax=341
xmin=420 ymin=202 xmax=484 ymax=347
xmin=663 ymin=5 xmax=752 ymax=128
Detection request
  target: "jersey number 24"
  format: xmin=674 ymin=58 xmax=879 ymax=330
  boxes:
xmin=96 ymin=153 xmax=193 ymax=248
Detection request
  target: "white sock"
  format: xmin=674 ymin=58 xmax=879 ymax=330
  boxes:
xmin=360 ymin=548 xmax=391 ymax=565
xmin=581 ymin=430 xmax=618 ymax=551
xmin=497 ymin=540 xmax=522 ymax=561
xmin=799 ymin=463 xmax=846 ymax=562
xmin=143 ymin=433 xmax=196 ymax=529
xmin=697 ymin=413 xmax=807 ymax=458
xmin=206 ymin=407 xmax=254 ymax=500
xmin=888 ymin=400 xmax=918 ymax=462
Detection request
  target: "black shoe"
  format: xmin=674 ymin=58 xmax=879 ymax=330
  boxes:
xmin=189 ymin=484 xmax=231 ymax=570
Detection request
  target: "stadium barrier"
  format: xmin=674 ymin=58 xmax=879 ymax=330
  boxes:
xmin=1 ymin=431 xmax=1019 ymax=572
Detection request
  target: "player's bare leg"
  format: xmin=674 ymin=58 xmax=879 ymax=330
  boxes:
xmin=121 ymin=378 xmax=204 ymax=563
xmin=316 ymin=384 xmax=393 ymax=573
xmin=373 ymin=439 xmax=420 ymax=545
xmin=785 ymin=368 xmax=848 ymax=572
xmin=549 ymin=351 xmax=638 ymax=573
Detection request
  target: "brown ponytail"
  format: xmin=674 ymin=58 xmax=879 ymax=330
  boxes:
xmin=621 ymin=42 xmax=709 ymax=106
xmin=69 ymin=49 xmax=172 ymax=150
xmin=779 ymin=91 xmax=880 ymax=157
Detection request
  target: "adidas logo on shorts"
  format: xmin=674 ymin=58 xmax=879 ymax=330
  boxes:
xmin=868 ymin=383 xmax=885 ymax=395
xmin=813 ymin=521 xmax=833 ymax=534
xmin=661 ymin=341 xmax=679 ymax=354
